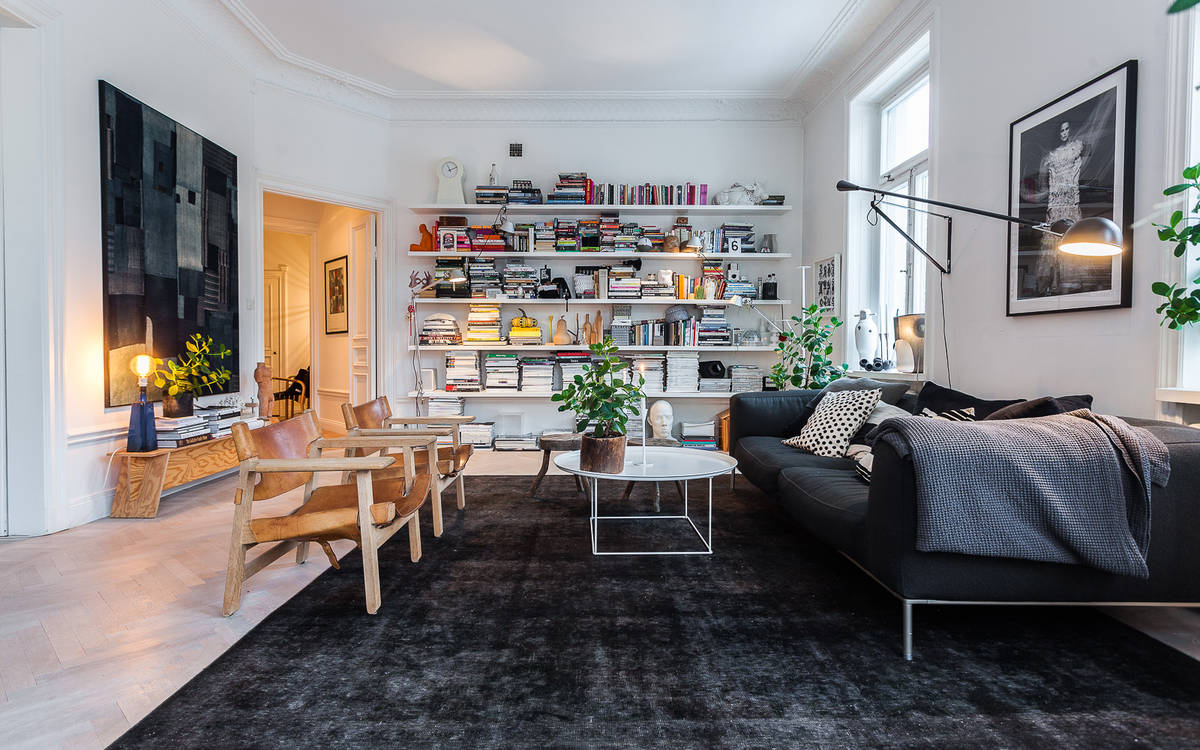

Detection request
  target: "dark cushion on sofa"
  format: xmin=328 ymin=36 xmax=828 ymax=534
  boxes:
xmin=984 ymin=394 xmax=1093 ymax=420
xmin=781 ymin=377 xmax=912 ymax=437
xmin=777 ymin=466 xmax=869 ymax=558
xmin=733 ymin=436 xmax=853 ymax=494
xmin=915 ymin=381 xmax=1023 ymax=419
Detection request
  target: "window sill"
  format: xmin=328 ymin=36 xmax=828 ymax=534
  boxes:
xmin=1156 ymin=387 xmax=1200 ymax=405
xmin=847 ymin=370 xmax=927 ymax=383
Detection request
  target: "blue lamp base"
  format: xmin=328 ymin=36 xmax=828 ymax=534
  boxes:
xmin=127 ymin=395 xmax=157 ymax=452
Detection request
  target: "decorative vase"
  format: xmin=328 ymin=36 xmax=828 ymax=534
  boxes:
xmin=161 ymin=391 xmax=194 ymax=418
xmin=580 ymin=434 xmax=626 ymax=474
xmin=854 ymin=310 xmax=879 ymax=366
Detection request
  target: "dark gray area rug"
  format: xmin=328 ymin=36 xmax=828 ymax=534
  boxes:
xmin=111 ymin=475 xmax=1200 ymax=749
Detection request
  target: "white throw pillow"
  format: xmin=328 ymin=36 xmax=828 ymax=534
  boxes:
xmin=782 ymin=388 xmax=882 ymax=457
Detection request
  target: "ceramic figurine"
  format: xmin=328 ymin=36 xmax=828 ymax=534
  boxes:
xmin=854 ymin=310 xmax=879 ymax=365
xmin=553 ymin=316 xmax=571 ymax=345
xmin=582 ymin=314 xmax=592 ymax=346
xmin=254 ymin=361 xmax=274 ymax=419
xmin=649 ymin=400 xmax=674 ymax=439
xmin=593 ymin=309 xmax=603 ymax=344
xmin=713 ymin=181 xmax=767 ymax=206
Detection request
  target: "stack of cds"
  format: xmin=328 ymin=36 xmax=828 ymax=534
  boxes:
xmin=483 ymin=353 xmax=520 ymax=389
xmin=459 ymin=421 xmax=495 ymax=448
xmin=467 ymin=258 xmax=501 ymax=297
xmin=730 ymin=364 xmax=764 ymax=393
xmin=578 ymin=219 xmax=600 ymax=250
xmin=502 ymin=263 xmax=538 ymax=297
xmin=699 ymin=376 xmax=732 ymax=392
xmin=609 ymin=304 xmax=633 ymax=346
xmin=445 ymin=352 xmax=481 ymax=392
xmin=519 ymin=356 xmax=555 ymax=392
xmin=554 ymin=219 xmax=579 ymax=251
xmin=629 ymin=354 xmax=665 ymax=392
xmin=556 ymin=351 xmax=592 ymax=390
xmin=697 ymin=307 xmax=732 ymax=346
xmin=419 ymin=313 xmax=461 ymax=346
xmin=474 ymin=185 xmax=508 ymax=204
xmin=548 ymin=172 xmax=588 ymax=204
xmin=665 ymin=351 xmax=700 ymax=392
xmin=599 ymin=218 xmax=620 ymax=251
xmin=465 ymin=304 xmax=502 ymax=343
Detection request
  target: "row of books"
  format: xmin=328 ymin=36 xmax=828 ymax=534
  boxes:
xmin=428 ymin=217 xmax=768 ymax=255
xmin=544 ymin=173 xmax=712 ymax=206
xmin=155 ymin=410 xmax=266 ymax=448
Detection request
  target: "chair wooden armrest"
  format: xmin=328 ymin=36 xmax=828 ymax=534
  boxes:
xmin=384 ymin=416 xmax=476 ymax=425
xmin=315 ymin=436 xmax=437 ymax=451
xmin=351 ymin=427 xmax=454 ymax=437
xmin=244 ymin=456 xmax=395 ymax=473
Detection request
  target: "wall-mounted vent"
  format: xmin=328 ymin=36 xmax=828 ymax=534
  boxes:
xmin=509 ymin=143 xmax=523 ymax=157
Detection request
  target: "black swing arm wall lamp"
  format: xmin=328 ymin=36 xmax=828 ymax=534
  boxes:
xmin=835 ymin=179 xmax=1124 ymax=275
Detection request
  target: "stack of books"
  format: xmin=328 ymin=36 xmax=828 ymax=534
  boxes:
xmin=434 ymin=224 xmax=470 ymax=252
xmin=697 ymin=307 xmax=732 ymax=346
xmin=474 ymin=185 xmax=508 ymax=204
xmin=629 ymin=354 xmax=665 ymax=392
xmin=444 ymin=352 xmax=481 ymax=391
xmin=607 ymin=267 xmax=641 ymax=299
xmin=427 ymin=396 xmax=465 ymax=418
xmin=761 ymin=194 xmax=786 ymax=206
xmin=578 ymin=218 xmax=600 ymax=251
xmin=533 ymin=222 xmax=555 ymax=251
xmin=419 ymin=313 xmax=462 ymax=346
xmin=555 ymin=351 xmax=592 ymax=390
xmin=195 ymin=405 xmax=243 ymax=438
xmin=507 ymin=180 xmax=543 ymax=204
xmin=701 ymin=261 xmax=726 ymax=298
xmin=465 ymin=304 xmax=502 ymax=343
xmin=519 ymin=356 xmax=555 ymax=392
xmin=614 ymin=224 xmax=640 ymax=252
xmin=599 ymin=218 xmax=620 ymax=251
xmin=155 ymin=416 xmax=211 ymax=448
xmin=507 ymin=319 xmax=543 ymax=346
xmin=494 ymin=434 xmax=539 ymax=450
xmin=722 ymin=280 xmax=757 ymax=300
xmin=483 ymin=353 xmax=520 ymax=389
xmin=730 ymin=364 xmax=764 ymax=393
xmin=609 ymin=304 xmax=633 ymax=346
xmin=434 ymin=257 xmax=469 ymax=297
xmin=467 ymin=257 xmax=501 ymax=298
xmin=681 ymin=421 xmax=717 ymax=450
xmin=554 ymin=219 xmax=579 ymax=251
xmin=640 ymin=274 xmax=675 ymax=298
xmin=665 ymin=351 xmax=700 ymax=392
xmin=467 ymin=225 xmax=507 ymax=253
xmin=502 ymin=263 xmax=538 ymax=298
xmin=699 ymin=376 xmax=732 ymax=392
xmin=639 ymin=225 xmax=666 ymax=250
xmin=459 ymin=421 xmax=495 ymax=448
xmin=719 ymin=223 xmax=755 ymax=252
xmin=548 ymin=172 xmax=589 ymax=204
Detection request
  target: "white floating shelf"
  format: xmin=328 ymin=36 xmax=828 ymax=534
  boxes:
xmin=407 ymin=250 xmax=791 ymax=259
xmin=413 ymin=298 xmax=791 ymax=306
xmin=409 ymin=204 xmax=792 ymax=216
xmin=409 ymin=390 xmax=745 ymax=400
xmin=408 ymin=344 xmax=777 ymax=353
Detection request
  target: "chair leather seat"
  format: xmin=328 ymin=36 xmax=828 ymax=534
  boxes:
xmin=249 ymin=475 xmax=431 ymax=543
xmin=412 ymin=444 xmax=472 ymax=475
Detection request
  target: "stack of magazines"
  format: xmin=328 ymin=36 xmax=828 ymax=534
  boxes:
xmin=155 ymin=416 xmax=211 ymax=448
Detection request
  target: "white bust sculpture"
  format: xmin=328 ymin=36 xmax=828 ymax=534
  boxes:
xmin=648 ymin=400 xmax=674 ymax=439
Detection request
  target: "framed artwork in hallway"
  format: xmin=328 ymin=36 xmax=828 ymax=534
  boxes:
xmin=1007 ymin=60 xmax=1136 ymax=316
xmin=324 ymin=255 xmax=349 ymax=334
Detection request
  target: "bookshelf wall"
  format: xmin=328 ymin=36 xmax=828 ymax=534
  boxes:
xmin=406 ymin=201 xmax=798 ymax=443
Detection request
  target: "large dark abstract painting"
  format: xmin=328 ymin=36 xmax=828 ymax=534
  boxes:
xmin=99 ymin=81 xmax=239 ymax=407
xmin=1007 ymin=61 xmax=1136 ymax=316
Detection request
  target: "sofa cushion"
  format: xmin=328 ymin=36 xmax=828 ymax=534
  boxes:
xmin=734 ymin=436 xmax=853 ymax=494
xmin=781 ymin=377 xmax=911 ymax=436
xmin=777 ymin=466 xmax=869 ymax=557
xmin=915 ymin=381 xmax=1022 ymax=419
xmin=984 ymin=394 xmax=1093 ymax=420
xmin=784 ymin=388 xmax=881 ymax=457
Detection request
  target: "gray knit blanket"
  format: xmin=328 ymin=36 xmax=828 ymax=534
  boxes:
xmin=872 ymin=410 xmax=1170 ymax=578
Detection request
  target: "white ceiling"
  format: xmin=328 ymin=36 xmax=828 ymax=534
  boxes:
xmin=229 ymin=0 xmax=899 ymax=98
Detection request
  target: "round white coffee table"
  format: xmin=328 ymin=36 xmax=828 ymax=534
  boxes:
xmin=554 ymin=447 xmax=738 ymax=556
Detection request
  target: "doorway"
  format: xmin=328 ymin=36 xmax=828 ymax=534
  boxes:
xmin=262 ymin=192 xmax=378 ymax=434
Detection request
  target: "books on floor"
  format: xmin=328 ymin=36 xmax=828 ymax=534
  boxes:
xmin=445 ymin=352 xmax=481 ymax=392
xmin=681 ymin=420 xmax=717 ymax=450
xmin=483 ymin=352 xmax=520 ymax=389
xmin=730 ymin=364 xmax=764 ymax=393
xmin=665 ymin=351 xmax=700 ymax=392
xmin=459 ymin=421 xmax=495 ymax=448
xmin=494 ymin=434 xmax=539 ymax=450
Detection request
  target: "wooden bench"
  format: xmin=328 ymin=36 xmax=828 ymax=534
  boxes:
xmin=109 ymin=437 xmax=241 ymax=518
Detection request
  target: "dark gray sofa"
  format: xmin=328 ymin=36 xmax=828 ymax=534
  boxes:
xmin=730 ymin=389 xmax=1200 ymax=659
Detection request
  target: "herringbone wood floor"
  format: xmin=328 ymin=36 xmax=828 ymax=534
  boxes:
xmin=0 ymin=450 xmax=1195 ymax=749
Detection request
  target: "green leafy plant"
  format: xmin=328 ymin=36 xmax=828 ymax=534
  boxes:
xmin=1170 ymin=0 xmax=1200 ymax=13
xmin=1152 ymin=163 xmax=1200 ymax=329
xmin=768 ymin=304 xmax=849 ymax=390
xmin=551 ymin=337 xmax=645 ymax=438
xmin=152 ymin=333 xmax=232 ymax=396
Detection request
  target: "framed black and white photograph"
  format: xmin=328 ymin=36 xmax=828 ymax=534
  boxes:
xmin=324 ymin=255 xmax=348 ymax=334
xmin=1007 ymin=60 xmax=1136 ymax=316
xmin=814 ymin=254 xmax=842 ymax=314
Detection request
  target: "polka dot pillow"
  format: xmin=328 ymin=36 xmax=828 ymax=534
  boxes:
xmin=782 ymin=388 xmax=883 ymax=457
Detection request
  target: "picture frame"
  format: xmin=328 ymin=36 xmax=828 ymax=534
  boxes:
xmin=324 ymin=255 xmax=349 ymax=334
xmin=1007 ymin=60 xmax=1137 ymax=316
xmin=814 ymin=254 xmax=842 ymax=314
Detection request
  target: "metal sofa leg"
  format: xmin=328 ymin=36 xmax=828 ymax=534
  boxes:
xmin=903 ymin=600 xmax=914 ymax=661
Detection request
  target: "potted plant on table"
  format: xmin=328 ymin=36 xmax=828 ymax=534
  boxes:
xmin=768 ymin=303 xmax=849 ymax=390
xmin=551 ymin=337 xmax=645 ymax=473
xmin=152 ymin=333 xmax=233 ymax=417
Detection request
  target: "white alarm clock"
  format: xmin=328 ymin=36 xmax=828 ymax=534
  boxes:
xmin=436 ymin=157 xmax=466 ymax=205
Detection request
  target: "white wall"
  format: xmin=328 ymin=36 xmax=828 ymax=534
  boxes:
xmin=803 ymin=0 xmax=1171 ymax=418
xmin=313 ymin=204 xmax=370 ymax=432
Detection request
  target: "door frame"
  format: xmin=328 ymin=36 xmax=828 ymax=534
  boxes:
xmin=256 ymin=175 xmax=391 ymax=422
xmin=263 ymin=217 xmax=318 ymax=404
xmin=262 ymin=264 xmax=287 ymax=378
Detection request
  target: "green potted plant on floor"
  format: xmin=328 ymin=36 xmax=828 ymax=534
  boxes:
xmin=152 ymin=333 xmax=233 ymax=417
xmin=551 ymin=337 xmax=645 ymax=473
xmin=768 ymin=303 xmax=849 ymax=390
xmin=1153 ymin=163 xmax=1200 ymax=331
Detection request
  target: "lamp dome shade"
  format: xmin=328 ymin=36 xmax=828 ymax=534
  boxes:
xmin=1059 ymin=216 xmax=1123 ymax=257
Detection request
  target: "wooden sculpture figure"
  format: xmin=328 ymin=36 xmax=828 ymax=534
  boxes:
xmin=582 ymin=314 xmax=592 ymax=346
xmin=409 ymin=223 xmax=435 ymax=253
xmin=553 ymin=316 xmax=571 ymax=345
xmin=254 ymin=361 xmax=274 ymax=419
xmin=592 ymin=309 xmax=604 ymax=344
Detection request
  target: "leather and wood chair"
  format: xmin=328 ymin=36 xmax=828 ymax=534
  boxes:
xmin=223 ymin=410 xmax=435 ymax=616
xmin=342 ymin=396 xmax=474 ymax=538
xmin=271 ymin=368 xmax=309 ymax=420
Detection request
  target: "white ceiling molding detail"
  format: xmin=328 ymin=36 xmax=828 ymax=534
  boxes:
xmin=163 ymin=0 xmax=901 ymax=123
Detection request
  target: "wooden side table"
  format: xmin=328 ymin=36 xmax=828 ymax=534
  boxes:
xmin=109 ymin=436 xmax=241 ymax=518
xmin=530 ymin=432 xmax=586 ymax=498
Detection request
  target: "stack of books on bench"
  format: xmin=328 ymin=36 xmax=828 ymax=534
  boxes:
xmin=194 ymin=405 xmax=243 ymax=438
xmin=681 ymin=421 xmax=717 ymax=450
xmin=155 ymin=415 xmax=211 ymax=448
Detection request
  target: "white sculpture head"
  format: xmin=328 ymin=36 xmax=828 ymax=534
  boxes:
xmin=648 ymin=400 xmax=674 ymax=439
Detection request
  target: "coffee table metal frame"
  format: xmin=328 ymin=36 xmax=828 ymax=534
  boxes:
xmin=554 ymin=447 xmax=738 ymax=556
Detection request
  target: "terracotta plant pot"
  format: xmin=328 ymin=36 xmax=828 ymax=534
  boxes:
xmin=161 ymin=391 xmax=194 ymax=418
xmin=579 ymin=434 xmax=627 ymax=474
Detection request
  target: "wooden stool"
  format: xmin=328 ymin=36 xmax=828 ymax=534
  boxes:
xmin=108 ymin=436 xmax=241 ymax=518
xmin=530 ymin=432 xmax=586 ymax=498
xmin=623 ymin=437 xmax=683 ymax=511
